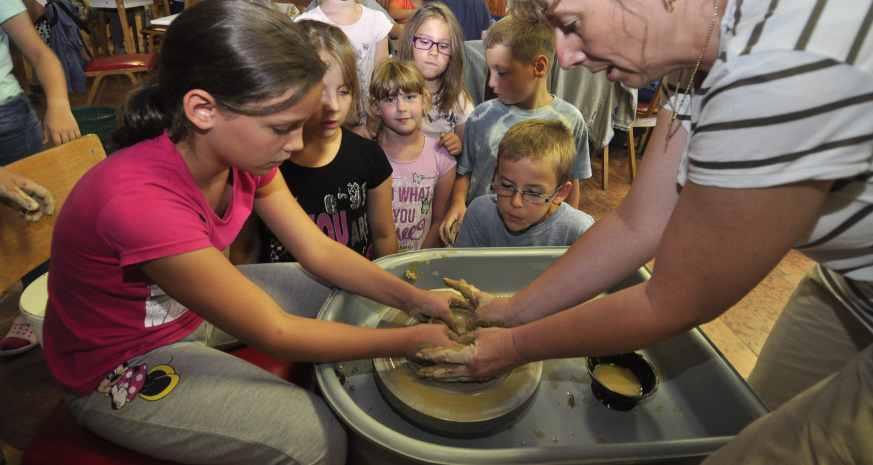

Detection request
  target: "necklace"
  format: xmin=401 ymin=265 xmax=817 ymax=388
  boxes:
xmin=668 ymin=0 xmax=721 ymax=135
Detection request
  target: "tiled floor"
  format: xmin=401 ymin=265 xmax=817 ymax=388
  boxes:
xmin=0 ymin=78 xmax=815 ymax=456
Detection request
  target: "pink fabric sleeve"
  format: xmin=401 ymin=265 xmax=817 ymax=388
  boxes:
xmin=435 ymin=145 xmax=457 ymax=177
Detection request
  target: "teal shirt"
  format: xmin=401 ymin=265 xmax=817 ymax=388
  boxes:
xmin=0 ymin=0 xmax=25 ymax=104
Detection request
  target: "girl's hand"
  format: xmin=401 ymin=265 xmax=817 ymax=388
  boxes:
xmin=408 ymin=289 xmax=464 ymax=333
xmin=439 ymin=204 xmax=466 ymax=245
xmin=415 ymin=327 xmax=524 ymax=381
xmin=43 ymin=103 xmax=81 ymax=146
xmin=439 ymin=132 xmax=462 ymax=157
xmin=0 ymin=168 xmax=55 ymax=221
xmin=404 ymin=323 xmax=466 ymax=362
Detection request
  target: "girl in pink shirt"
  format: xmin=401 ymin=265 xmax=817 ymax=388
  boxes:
xmin=370 ymin=59 xmax=456 ymax=250
xmin=42 ymin=2 xmax=461 ymax=464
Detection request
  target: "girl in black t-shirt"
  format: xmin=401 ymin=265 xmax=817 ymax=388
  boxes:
xmin=260 ymin=20 xmax=398 ymax=263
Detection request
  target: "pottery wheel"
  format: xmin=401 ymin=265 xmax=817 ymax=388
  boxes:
xmin=373 ymin=305 xmax=543 ymax=437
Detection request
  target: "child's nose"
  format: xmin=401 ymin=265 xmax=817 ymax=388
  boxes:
xmin=488 ymin=73 xmax=498 ymax=92
xmin=511 ymin=190 xmax=525 ymax=207
xmin=324 ymin=93 xmax=339 ymax=113
xmin=283 ymin=129 xmax=304 ymax=153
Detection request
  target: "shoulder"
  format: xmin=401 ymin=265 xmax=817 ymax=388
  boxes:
xmin=557 ymin=204 xmax=595 ymax=230
xmin=723 ymin=0 xmax=872 ymax=73
xmin=549 ymin=97 xmax=585 ymax=124
xmin=294 ymin=6 xmax=326 ymax=22
xmin=467 ymin=99 xmax=506 ymax=124
xmin=467 ymin=194 xmax=497 ymax=216
xmin=360 ymin=4 xmax=393 ymax=28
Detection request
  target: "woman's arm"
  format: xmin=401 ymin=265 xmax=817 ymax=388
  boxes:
xmin=256 ymin=174 xmax=450 ymax=320
xmin=367 ymin=177 xmax=399 ymax=258
xmin=4 ymin=13 xmax=79 ymax=145
xmin=496 ymin=108 xmax=687 ymax=325
xmin=511 ymin=178 xmax=832 ymax=362
xmin=422 ymin=168 xmax=455 ymax=248
xmin=141 ymin=247 xmax=456 ymax=362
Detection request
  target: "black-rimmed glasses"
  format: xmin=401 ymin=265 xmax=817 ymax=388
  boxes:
xmin=412 ymin=36 xmax=451 ymax=55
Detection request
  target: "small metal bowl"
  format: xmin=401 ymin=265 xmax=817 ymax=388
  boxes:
xmin=587 ymin=352 xmax=657 ymax=411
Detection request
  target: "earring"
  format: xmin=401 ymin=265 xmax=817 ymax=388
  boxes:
xmin=663 ymin=0 xmax=676 ymax=12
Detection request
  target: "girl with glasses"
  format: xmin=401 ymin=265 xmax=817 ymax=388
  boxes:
xmin=396 ymin=3 xmax=472 ymax=157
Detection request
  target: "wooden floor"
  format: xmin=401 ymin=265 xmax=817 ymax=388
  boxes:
xmin=0 ymin=77 xmax=814 ymax=458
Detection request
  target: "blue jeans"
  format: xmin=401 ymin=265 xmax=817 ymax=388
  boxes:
xmin=0 ymin=94 xmax=43 ymax=167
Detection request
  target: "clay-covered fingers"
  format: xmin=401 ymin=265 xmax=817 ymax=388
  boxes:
xmin=442 ymin=277 xmax=481 ymax=309
xmin=17 ymin=178 xmax=55 ymax=217
xmin=416 ymin=364 xmax=477 ymax=383
xmin=439 ymin=206 xmax=464 ymax=246
xmin=415 ymin=343 xmax=475 ymax=365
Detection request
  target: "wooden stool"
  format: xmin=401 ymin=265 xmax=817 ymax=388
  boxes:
xmin=84 ymin=53 xmax=156 ymax=104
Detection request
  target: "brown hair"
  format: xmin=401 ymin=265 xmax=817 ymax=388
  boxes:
xmin=498 ymin=119 xmax=575 ymax=185
xmin=114 ymin=0 xmax=326 ymax=148
xmin=397 ymin=3 xmax=469 ymax=115
xmin=483 ymin=14 xmax=554 ymax=64
xmin=367 ymin=59 xmax=429 ymax=136
xmin=297 ymin=19 xmax=362 ymax=128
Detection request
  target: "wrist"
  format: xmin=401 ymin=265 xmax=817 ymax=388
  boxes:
xmin=507 ymin=326 xmax=530 ymax=365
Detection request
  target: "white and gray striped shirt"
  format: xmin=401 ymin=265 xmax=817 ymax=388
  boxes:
xmin=677 ymin=0 xmax=873 ymax=332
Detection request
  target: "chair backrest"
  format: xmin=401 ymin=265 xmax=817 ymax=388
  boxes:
xmin=0 ymin=134 xmax=106 ymax=291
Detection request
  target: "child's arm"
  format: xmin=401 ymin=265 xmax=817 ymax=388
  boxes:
xmin=255 ymin=174 xmax=449 ymax=320
xmin=439 ymin=174 xmax=469 ymax=245
xmin=141 ymin=246 xmax=459 ymax=362
xmin=565 ymin=180 xmax=581 ymax=209
xmin=4 ymin=13 xmax=79 ymax=146
xmin=22 ymin=0 xmax=45 ymax=20
xmin=422 ymin=169 xmax=455 ymax=248
xmin=367 ymin=177 xmax=399 ymax=257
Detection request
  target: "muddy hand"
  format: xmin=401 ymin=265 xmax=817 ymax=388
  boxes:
xmin=442 ymin=277 xmax=495 ymax=311
xmin=0 ymin=169 xmax=55 ymax=222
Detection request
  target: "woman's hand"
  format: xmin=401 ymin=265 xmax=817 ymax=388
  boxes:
xmin=415 ymin=327 xmax=524 ymax=381
xmin=0 ymin=167 xmax=55 ymax=221
xmin=439 ymin=132 xmax=462 ymax=157
xmin=43 ymin=103 xmax=80 ymax=146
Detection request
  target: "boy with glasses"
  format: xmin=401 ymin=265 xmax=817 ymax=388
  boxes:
xmin=454 ymin=120 xmax=593 ymax=247
xmin=440 ymin=14 xmax=590 ymax=244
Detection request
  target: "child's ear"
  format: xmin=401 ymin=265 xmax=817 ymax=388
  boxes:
xmin=551 ymin=180 xmax=573 ymax=204
xmin=182 ymin=89 xmax=219 ymax=131
xmin=532 ymin=54 xmax=550 ymax=77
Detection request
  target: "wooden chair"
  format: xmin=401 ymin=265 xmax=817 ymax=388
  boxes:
xmin=0 ymin=135 xmax=106 ymax=293
xmin=84 ymin=52 xmax=156 ymax=104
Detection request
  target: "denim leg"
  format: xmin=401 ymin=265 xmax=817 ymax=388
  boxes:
xmin=0 ymin=95 xmax=43 ymax=166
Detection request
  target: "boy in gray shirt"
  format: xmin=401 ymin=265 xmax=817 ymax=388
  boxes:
xmin=455 ymin=120 xmax=594 ymax=247
xmin=441 ymin=15 xmax=591 ymax=244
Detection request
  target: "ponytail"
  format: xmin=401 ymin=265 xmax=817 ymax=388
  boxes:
xmin=112 ymin=82 xmax=172 ymax=149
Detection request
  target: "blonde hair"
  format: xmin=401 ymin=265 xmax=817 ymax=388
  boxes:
xmin=484 ymin=14 xmax=554 ymax=64
xmin=397 ymin=3 xmax=469 ymax=115
xmin=367 ymin=59 xmax=429 ymax=136
xmin=498 ymin=119 xmax=575 ymax=185
xmin=297 ymin=20 xmax=362 ymax=127
xmin=507 ymin=0 xmax=553 ymax=24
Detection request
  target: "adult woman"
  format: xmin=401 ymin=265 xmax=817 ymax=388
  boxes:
xmin=420 ymin=1 xmax=873 ymax=463
xmin=42 ymin=2 xmax=460 ymax=463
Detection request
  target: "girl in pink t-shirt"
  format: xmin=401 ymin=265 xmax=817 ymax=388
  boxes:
xmin=370 ymin=59 xmax=456 ymax=250
xmin=42 ymin=3 xmax=461 ymax=464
